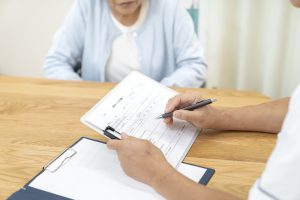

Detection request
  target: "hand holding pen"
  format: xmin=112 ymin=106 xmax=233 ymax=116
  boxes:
xmin=156 ymin=98 xmax=216 ymax=119
xmin=161 ymin=93 xmax=218 ymax=128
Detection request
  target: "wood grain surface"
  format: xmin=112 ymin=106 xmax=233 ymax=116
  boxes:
xmin=0 ymin=77 xmax=276 ymax=199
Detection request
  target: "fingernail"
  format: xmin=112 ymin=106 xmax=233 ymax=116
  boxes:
xmin=121 ymin=133 xmax=128 ymax=139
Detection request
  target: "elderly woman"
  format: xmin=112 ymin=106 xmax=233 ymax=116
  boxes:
xmin=43 ymin=0 xmax=207 ymax=87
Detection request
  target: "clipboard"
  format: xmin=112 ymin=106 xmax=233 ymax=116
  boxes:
xmin=8 ymin=137 xmax=215 ymax=200
xmin=80 ymin=71 xmax=200 ymax=168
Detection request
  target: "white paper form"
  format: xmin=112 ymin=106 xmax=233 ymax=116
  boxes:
xmin=29 ymin=138 xmax=208 ymax=200
xmin=81 ymin=72 xmax=199 ymax=167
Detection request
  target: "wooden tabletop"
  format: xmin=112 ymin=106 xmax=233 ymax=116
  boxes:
xmin=0 ymin=77 xmax=276 ymax=199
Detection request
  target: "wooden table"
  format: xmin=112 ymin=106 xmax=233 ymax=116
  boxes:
xmin=0 ymin=77 xmax=276 ymax=199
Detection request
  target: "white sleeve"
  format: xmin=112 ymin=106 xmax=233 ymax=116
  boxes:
xmin=43 ymin=0 xmax=87 ymax=80
xmin=160 ymin=1 xmax=207 ymax=88
xmin=248 ymin=84 xmax=300 ymax=200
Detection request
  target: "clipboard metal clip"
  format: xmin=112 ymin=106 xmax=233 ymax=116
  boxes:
xmin=104 ymin=126 xmax=122 ymax=140
xmin=43 ymin=148 xmax=77 ymax=173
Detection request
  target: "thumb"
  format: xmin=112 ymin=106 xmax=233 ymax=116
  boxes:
xmin=107 ymin=133 xmax=131 ymax=150
xmin=107 ymin=139 xmax=122 ymax=150
xmin=121 ymin=132 xmax=129 ymax=140
xmin=173 ymin=110 xmax=198 ymax=122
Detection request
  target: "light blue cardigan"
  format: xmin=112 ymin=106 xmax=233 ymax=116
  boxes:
xmin=44 ymin=0 xmax=207 ymax=87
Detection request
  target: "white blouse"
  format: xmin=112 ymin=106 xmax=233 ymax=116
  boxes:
xmin=105 ymin=0 xmax=149 ymax=82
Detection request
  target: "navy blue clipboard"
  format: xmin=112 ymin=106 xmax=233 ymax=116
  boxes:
xmin=8 ymin=137 xmax=215 ymax=200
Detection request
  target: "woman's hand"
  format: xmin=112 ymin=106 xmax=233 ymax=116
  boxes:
xmin=107 ymin=134 xmax=175 ymax=187
xmin=164 ymin=93 xmax=220 ymax=129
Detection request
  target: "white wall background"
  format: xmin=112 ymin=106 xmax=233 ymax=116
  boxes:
xmin=0 ymin=0 xmax=73 ymax=77
xmin=0 ymin=0 xmax=300 ymax=98
xmin=195 ymin=0 xmax=300 ymax=98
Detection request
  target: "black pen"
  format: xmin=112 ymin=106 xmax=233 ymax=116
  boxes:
xmin=156 ymin=98 xmax=217 ymax=119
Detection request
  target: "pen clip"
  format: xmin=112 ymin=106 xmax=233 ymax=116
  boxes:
xmin=104 ymin=126 xmax=122 ymax=140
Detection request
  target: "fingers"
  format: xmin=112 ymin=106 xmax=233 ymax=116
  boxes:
xmin=107 ymin=133 xmax=142 ymax=151
xmin=107 ymin=133 xmax=129 ymax=150
xmin=165 ymin=93 xmax=201 ymax=113
xmin=164 ymin=93 xmax=202 ymax=125
xmin=107 ymin=139 xmax=121 ymax=150
xmin=163 ymin=117 xmax=173 ymax=126
xmin=121 ymin=132 xmax=129 ymax=139
xmin=173 ymin=110 xmax=199 ymax=123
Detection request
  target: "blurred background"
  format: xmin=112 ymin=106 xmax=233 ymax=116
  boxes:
xmin=0 ymin=0 xmax=300 ymax=98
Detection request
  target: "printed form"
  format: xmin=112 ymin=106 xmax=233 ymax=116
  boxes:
xmin=81 ymin=71 xmax=199 ymax=167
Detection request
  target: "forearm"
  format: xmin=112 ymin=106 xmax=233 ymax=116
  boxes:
xmin=43 ymin=0 xmax=86 ymax=81
xmin=170 ymin=0 xmax=207 ymax=88
xmin=213 ymin=98 xmax=290 ymax=133
xmin=43 ymin=63 xmax=82 ymax=81
xmin=152 ymin=167 xmax=240 ymax=200
xmin=161 ymin=64 xmax=207 ymax=88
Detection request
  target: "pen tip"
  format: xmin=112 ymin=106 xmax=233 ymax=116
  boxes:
xmin=155 ymin=116 xmax=162 ymax=119
xmin=211 ymin=98 xmax=217 ymax=102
